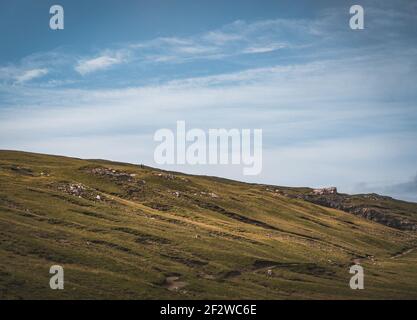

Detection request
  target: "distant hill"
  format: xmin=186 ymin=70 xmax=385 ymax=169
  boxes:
xmin=1 ymin=150 xmax=416 ymax=299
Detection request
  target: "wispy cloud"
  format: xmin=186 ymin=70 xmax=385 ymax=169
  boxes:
xmin=124 ymin=19 xmax=300 ymax=65
xmin=75 ymin=52 xmax=127 ymax=75
xmin=202 ymin=31 xmax=244 ymax=45
xmin=242 ymin=43 xmax=287 ymax=54
xmin=0 ymin=66 xmax=49 ymax=84
xmin=15 ymin=68 xmax=48 ymax=83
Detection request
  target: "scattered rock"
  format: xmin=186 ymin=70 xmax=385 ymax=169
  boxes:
xmin=58 ymin=183 xmax=86 ymax=197
xmin=55 ymin=182 xmax=107 ymax=202
xmin=154 ymin=172 xmax=189 ymax=182
xmin=87 ymin=167 xmax=136 ymax=182
xmin=199 ymin=192 xmax=219 ymax=198
xmin=164 ymin=276 xmax=188 ymax=292
xmin=156 ymin=173 xmax=175 ymax=180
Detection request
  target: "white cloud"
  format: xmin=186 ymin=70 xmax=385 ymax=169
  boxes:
xmin=202 ymin=31 xmax=244 ymax=45
xmin=75 ymin=53 xmax=126 ymax=75
xmin=242 ymin=43 xmax=286 ymax=54
xmin=174 ymin=45 xmax=216 ymax=55
xmin=15 ymin=68 xmax=48 ymax=83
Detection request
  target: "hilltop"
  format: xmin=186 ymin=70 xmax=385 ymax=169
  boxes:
xmin=0 ymin=150 xmax=416 ymax=299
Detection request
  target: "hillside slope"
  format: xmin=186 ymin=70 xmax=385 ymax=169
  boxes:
xmin=0 ymin=150 xmax=417 ymax=299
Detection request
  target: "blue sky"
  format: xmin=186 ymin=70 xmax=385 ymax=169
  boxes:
xmin=1 ymin=0 xmax=417 ymax=201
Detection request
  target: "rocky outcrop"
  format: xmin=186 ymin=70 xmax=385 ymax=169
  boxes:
xmin=299 ymin=192 xmax=417 ymax=231
xmin=312 ymin=187 xmax=337 ymax=195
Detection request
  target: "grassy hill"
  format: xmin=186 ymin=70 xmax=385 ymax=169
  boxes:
xmin=0 ymin=150 xmax=416 ymax=299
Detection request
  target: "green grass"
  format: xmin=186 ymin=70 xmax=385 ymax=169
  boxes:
xmin=0 ymin=150 xmax=416 ymax=299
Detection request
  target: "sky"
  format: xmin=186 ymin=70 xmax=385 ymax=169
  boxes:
xmin=1 ymin=0 xmax=417 ymax=201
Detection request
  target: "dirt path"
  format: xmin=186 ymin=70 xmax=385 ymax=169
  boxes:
xmin=391 ymin=247 xmax=416 ymax=259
